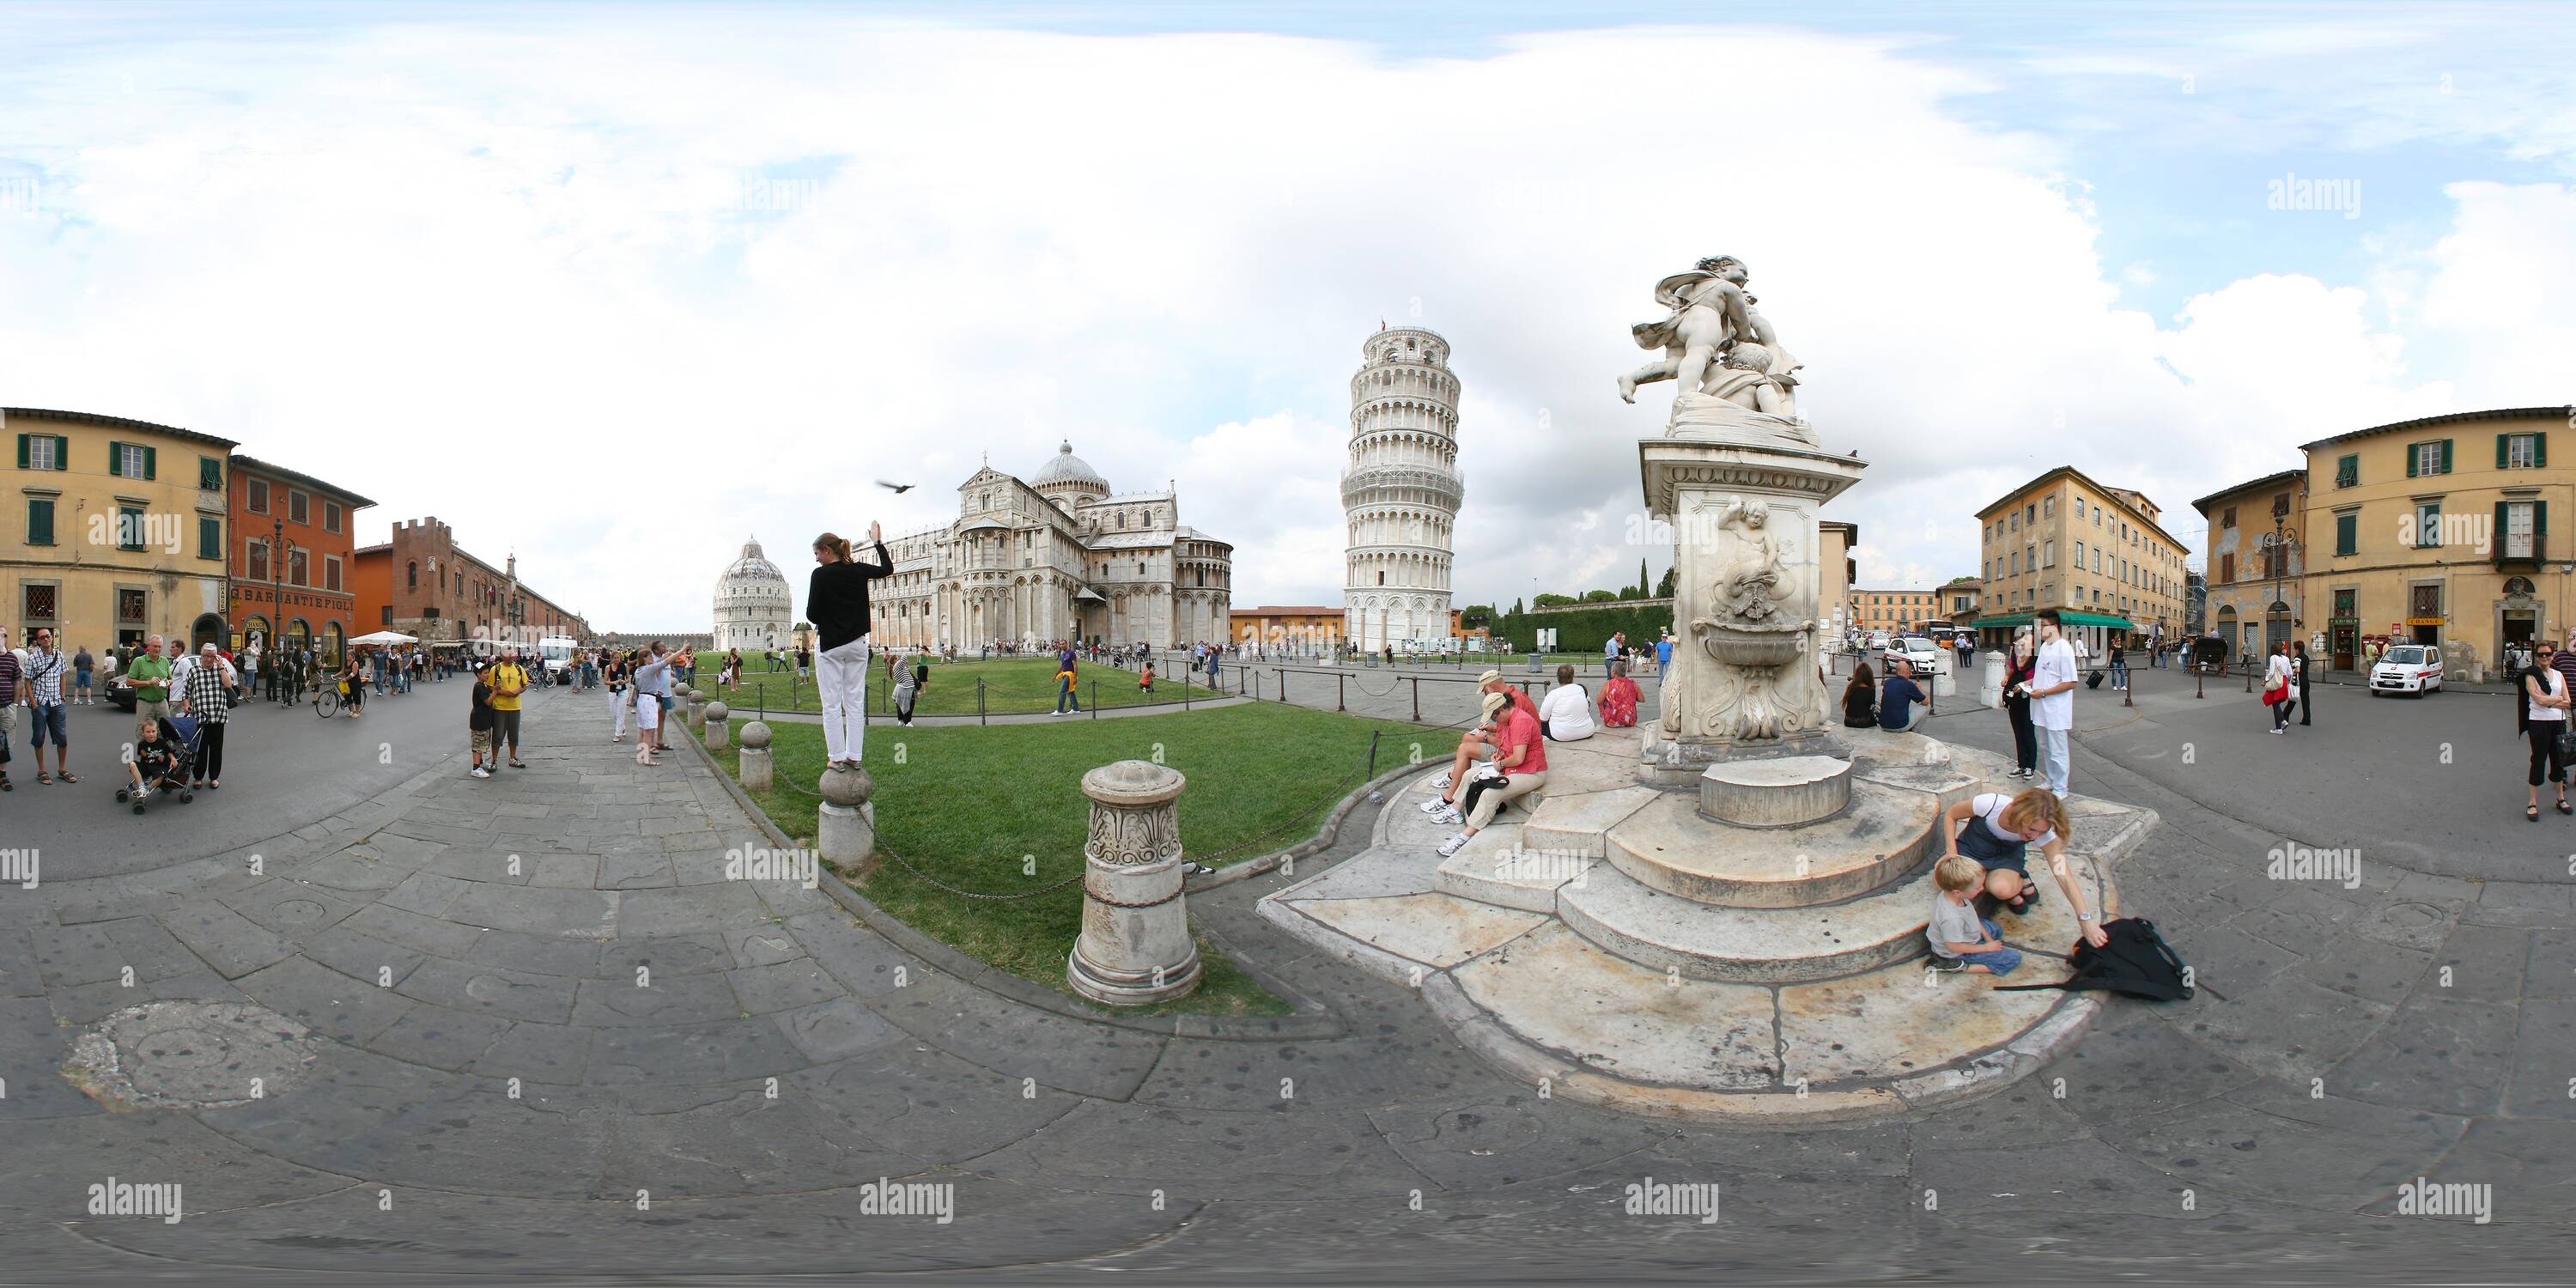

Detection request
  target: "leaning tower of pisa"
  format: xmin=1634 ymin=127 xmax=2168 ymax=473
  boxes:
xmin=1342 ymin=326 xmax=1464 ymax=653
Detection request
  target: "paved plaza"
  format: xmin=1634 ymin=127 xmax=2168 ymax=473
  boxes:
xmin=0 ymin=672 xmax=2567 ymax=1282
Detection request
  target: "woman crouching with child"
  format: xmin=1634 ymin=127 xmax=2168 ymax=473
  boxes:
xmin=1935 ymin=786 xmax=2110 ymax=951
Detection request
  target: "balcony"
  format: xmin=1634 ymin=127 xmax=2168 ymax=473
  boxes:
xmin=2494 ymin=533 xmax=2545 ymax=571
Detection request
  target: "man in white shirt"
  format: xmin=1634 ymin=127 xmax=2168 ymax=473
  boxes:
xmin=2024 ymin=608 xmax=2080 ymax=794
xmin=1537 ymin=664 xmax=1595 ymax=741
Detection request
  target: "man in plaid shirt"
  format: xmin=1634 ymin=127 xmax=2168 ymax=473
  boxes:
xmin=176 ymin=641 xmax=235 ymax=789
xmin=0 ymin=626 xmax=18 ymax=790
xmin=21 ymin=627 xmax=76 ymax=784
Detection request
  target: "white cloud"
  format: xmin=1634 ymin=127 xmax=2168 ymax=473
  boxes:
xmin=0 ymin=15 xmax=2564 ymax=629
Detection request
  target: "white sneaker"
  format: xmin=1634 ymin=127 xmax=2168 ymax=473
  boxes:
xmin=1430 ymin=772 xmax=1454 ymax=792
xmin=471 ymin=766 xmax=492 ymax=778
xmin=1433 ymin=805 xmax=1463 ymax=826
xmin=1418 ymin=798 xmax=1451 ymax=815
xmin=1436 ymin=832 xmax=1471 ymax=858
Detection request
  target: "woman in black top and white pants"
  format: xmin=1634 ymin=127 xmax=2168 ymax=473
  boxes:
xmin=2523 ymin=641 xmax=2572 ymax=821
xmin=808 ymin=523 xmax=894 ymax=770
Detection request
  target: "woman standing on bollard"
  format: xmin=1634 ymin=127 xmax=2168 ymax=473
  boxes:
xmin=2002 ymin=627 xmax=2038 ymax=780
xmin=807 ymin=524 xmax=893 ymax=771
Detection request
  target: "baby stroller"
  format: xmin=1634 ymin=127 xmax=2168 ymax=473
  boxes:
xmin=116 ymin=714 xmax=201 ymax=813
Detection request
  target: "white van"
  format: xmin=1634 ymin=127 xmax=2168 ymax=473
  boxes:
xmin=538 ymin=635 xmax=578 ymax=683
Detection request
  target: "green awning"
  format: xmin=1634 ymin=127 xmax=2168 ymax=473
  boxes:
xmin=1969 ymin=611 xmax=2136 ymax=630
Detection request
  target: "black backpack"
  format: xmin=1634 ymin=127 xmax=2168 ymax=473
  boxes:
xmin=1995 ymin=917 xmax=2193 ymax=1000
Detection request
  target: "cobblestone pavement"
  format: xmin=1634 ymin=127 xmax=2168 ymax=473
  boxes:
xmin=0 ymin=682 xmax=2564 ymax=1283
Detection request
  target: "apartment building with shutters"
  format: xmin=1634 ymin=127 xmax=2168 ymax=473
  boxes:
xmin=5 ymin=408 xmax=237 ymax=654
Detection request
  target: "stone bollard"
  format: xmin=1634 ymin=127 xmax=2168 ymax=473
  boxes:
xmin=704 ymin=702 xmax=730 ymax=749
xmin=738 ymin=720 xmax=774 ymax=792
xmin=1066 ymin=760 xmax=1201 ymax=1005
xmin=817 ymin=762 xmax=878 ymax=878
xmin=1980 ymin=652 xmax=2005 ymax=708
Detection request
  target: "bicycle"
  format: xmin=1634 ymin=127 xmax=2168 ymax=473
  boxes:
xmin=313 ymin=679 xmax=344 ymax=720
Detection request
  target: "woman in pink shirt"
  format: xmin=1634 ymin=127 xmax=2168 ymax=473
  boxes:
xmin=1437 ymin=696 xmax=1550 ymax=857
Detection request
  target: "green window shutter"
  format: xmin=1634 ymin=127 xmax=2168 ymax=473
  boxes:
xmin=143 ymin=445 xmax=157 ymax=479
xmin=27 ymin=498 xmax=51 ymax=544
xmin=2439 ymin=439 xmax=2452 ymax=474
xmin=199 ymin=516 xmax=221 ymax=560
xmin=13 ymin=434 xmax=25 ymax=469
xmin=2335 ymin=513 xmax=2356 ymax=556
xmin=2498 ymin=501 xmax=2510 ymax=547
xmin=106 ymin=440 xmax=124 ymax=477
xmin=2540 ymin=501 xmax=2550 ymax=537
xmin=2404 ymin=444 xmax=2418 ymax=478
xmin=51 ymin=436 xmax=65 ymax=468
xmin=2499 ymin=433 xmax=2511 ymax=469
xmin=2537 ymin=433 xmax=2549 ymax=468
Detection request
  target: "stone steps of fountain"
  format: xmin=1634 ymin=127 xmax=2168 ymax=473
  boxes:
xmin=1601 ymin=782 xmax=1940 ymax=908
xmin=1557 ymin=858 xmax=1947 ymax=985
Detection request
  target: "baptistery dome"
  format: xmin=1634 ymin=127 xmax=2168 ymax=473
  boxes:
xmin=713 ymin=536 xmax=793 ymax=652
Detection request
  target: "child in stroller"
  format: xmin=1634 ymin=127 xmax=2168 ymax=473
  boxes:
xmin=117 ymin=714 xmax=199 ymax=812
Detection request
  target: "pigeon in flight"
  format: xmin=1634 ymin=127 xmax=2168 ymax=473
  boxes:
xmin=876 ymin=480 xmax=914 ymax=494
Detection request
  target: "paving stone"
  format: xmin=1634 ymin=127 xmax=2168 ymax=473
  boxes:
xmin=570 ymin=973 xmax=745 ymax=1027
xmin=339 ymin=903 xmax=487 ymax=959
xmin=598 ymin=933 xmax=733 ymax=978
xmin=2421 ymin=923 xmax=2529 ymax=1003
xmin=446 ymin=883 xmax=618 ymax=938
xmin=726 ymin=960 xmax=843 ymax=1014
xmin=724 ymin=925 xmax=807 ymax=969
xmin=2315 ymin=998 xmax=2516 ymax=1117
xmin=233 ymin=955 xmax=419 ymax=1045
xmin=298 ymin=923 xmax=428 ymax=990
xmin=614 ymin=884 xmax=767 ymax=938
xmin=0 ymin=932 xmax=45 ymax=997
xmin=361 ymin=1003 xmax=514 ymax=1072
xmin=584 ymin=1017 xmax=808 ymax=1085
xmin=155 ymin=902 xmax=298 ymax=979
xmin=216 ymin=878 xmax=371 ymax=936
xmin=2293 ymin=936 xmax=2434 ymax=1005
xmin=29 ymin=923 xmax=138 ymax=987
xmin=594 ymin=1081 xmax=919 ymax=1196
xmin=471 ymin=1019 xmax=592 ymax=1085
xmin=2464 ymin=880 xmax=2576 ymax=930
xmin=396 ymin=957 xmax=580 ymax=1025
xmin=963 ymin=1100 xmax=1431 ymax=1200
xmin=376 ymin=871 xmax=475 ymax=919
xmin=787 ymin=912 xmax=927 ymax=998
xmin=424 ymin=847 xmax=537 ymax=885
xmin=2174 ymin=975 xmax=2391 ymax=1084
xmin=529 ymin=854 xmax=602 ymax=889
xmin=466 ymin=928 xmax=603 ymax=977
xmin=770 ymin=997 xmax=902 ymax=1062
xmin=597 ymin=852 xmax=676 ymax=890
xmin=2231 ymin=884 xmax=2368 ymax=956
xmin=2097 ymin=1086 xmax=2460 ymax=1211
xmin=868 ymin=969 xmax=1164 ymax=1101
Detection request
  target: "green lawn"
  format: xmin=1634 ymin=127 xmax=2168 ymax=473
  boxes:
xmin=713 ymin=702 xmax=1461 ymax=1017
xmin=698 ymin=656 xmax=1226 ymax=719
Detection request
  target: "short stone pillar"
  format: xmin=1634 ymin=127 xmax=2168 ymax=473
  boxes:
xmin=1066 ymin=760 xmax=1201 ymax=1005
xmin=704 ymin=702 xmax=730 ymax=749
xmin=1980 ymin=653 xmax=2006 ymax=708
xmin=817 ymin=762 xmax=877 ymax=878
xmin=738 ymin=720 xmax=774 ymax=792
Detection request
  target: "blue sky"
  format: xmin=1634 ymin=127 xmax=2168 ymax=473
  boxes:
xmin=2 ymin=3 xmax=2570 ymax=627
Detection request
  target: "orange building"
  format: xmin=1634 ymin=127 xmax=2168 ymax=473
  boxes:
xmin=226 ymin=455 xmax=374 ymax=663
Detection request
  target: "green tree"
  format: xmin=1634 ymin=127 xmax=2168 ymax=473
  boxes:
xmin=1583 ymin=589 xmax=1619 ymax=603
xmin=1534 ymin=592 xmax=1578 ymax=608
xmin=1510 ymin=598 xmax=1524 ymax=617
xmin=1656 ymin=566 xmax=1675 ymax=597
xmin=1460 ymin=604 xmax=1494 ymax=629
xmin=1637 ymin=559 xmax=1650 ymax=599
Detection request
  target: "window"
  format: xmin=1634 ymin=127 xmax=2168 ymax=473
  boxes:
xmin=2220 ymin=553 xmax=2234 ymax=583
xmin=2408 ymin=440 xmax=2451 ymax=477
xmin=24 ymin=583 xmax=58 ymax=623
xmin=289 ymin=490 xmax=309 ymax=524
xmin=2500 ymin=500 xmax=2542 ymax=558
xmin=117 ymin=587 xmax=146 ymax=624
xmin=198 ymin=515 xmax=221 ymax=561
xmin=2044 ymin=496 xmax=2056 ymax=519
xmin=117 ymin=504 xmax=145 ymax=551
xmin=2026 ymin=503 xmax=2036 ymax=525
xmin=289 ymin=549 xmax=309 ymax=586
xmin=2416 ymin=502 xmax=2441 ymax=548
xmin=248 ymin=478 xmax=269 ymax=513
xmin=199 ymin=456 xmax=222 ymax=490
xmin=26 ymin=497 xmax=54 ymax=545
xmin=2221 ymin=506 xmax=2235 ymax=528
xmin=407 ymin=561 xmax=418 ymax=589
xmin=2502 ymin=433 xmax=2543 ymax=470
xmin=108 ymin=441 xmax=155 ymax=479
xmin=2336 ymin=453 xmax=2359 ymax=488
xmin=2009 ymin=551 xmax=2020 ymax=574
xmin=325 ymin=501 xmax=343 ymax=533
xmin=2043 ymin=541 xmax=2055 ymax=568
xmin=247 ymin=538 xmax=270 ymax=581
xmin=2075 ymin=539 xmax=2085 ymax=565
xmin=2411 ymin=583 xmax=2441 ymax=618
xmin=325 ymin=555 xmax=343 ymax=592
xmin=18 ymin=434 xmax=66 ymax=471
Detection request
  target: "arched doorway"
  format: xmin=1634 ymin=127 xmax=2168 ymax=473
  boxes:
xmin=191 ymin=612 xmax=227 ymax=653
xmin=323 ymin=622 xmax=345 ymax=668
xmin=241 ymin=614 xmax=271 ymax=653
xmin=288 ymin=617 xmax=313 ymax=662
xmin=2215 ymin=605 xmax=2239 ymax=661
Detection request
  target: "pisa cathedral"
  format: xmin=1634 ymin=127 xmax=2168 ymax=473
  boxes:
xmin=860 ymin=442 xmax=1234 ymax=650
xmin=1344 ymin=326 xmax=1463 ymax=650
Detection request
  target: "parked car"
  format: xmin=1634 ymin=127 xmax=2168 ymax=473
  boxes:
xmin=1882 ymin=635 xmax=1942 ymax=677
xmin=2368 ymin=644 xmax=2444 ymax=696
xmin=1865 ymin=631 xmax=1893 ymax=651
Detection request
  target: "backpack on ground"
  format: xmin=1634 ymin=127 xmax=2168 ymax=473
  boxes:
xmin=1993 ymin=916 xmax=2193 ymax=1000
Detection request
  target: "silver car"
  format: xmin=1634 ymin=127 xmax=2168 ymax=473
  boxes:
xmin=1882 ymin=635 xmax=1942 ymax=677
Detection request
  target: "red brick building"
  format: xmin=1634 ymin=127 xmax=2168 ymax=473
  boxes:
xmin=353 ymin=515 xmax=588 ymax=652
xmin=227 ymin=455 xmax=374 ymax=663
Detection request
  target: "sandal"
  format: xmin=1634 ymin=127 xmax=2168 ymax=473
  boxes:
xmin=57 ymin=772 xmax=77 ymax=784
xmin=37 ymin=773 xmax=51 ymax=785
xmin=2559 ymin=798 xmax=2571 ymax=816
xmin=2530 ymin=805 xmax=2543 ymax=823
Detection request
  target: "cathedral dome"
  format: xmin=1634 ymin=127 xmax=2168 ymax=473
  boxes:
xmin=713 ymin=537 xmax=793 ymax=652
xmin=1030 ymin=440 xmax=1109 ymax=494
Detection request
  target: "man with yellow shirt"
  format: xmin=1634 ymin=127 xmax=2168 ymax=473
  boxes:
xmin=488 ymin=648 xmax=531 ymax=769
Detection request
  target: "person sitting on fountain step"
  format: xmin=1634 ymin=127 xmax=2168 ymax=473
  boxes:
xmin=1924 ymin=854 xmax=2022 ymax=976
xmin=1880 ymin=656 xmax=1929 ymax=732
xmin=1437 ymin=688 xmax=1549 ymax=858
xmin=1538 ymin=664 xmax=1595 ymax=742
xmin=1935 ymin=787 xmax=2110 ymax=947
xmin=1841 ymin=659 xmax=1878 ymax=728
xmin=1422 ymin=692 xmax=1509 ymax=827
xmin=1422 ymin=671 xmax=1538 ymax=813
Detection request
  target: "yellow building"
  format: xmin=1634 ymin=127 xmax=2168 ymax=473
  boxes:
xmin=1820 ymin=520 xmax=1856 ymax=640
xmin=1850 ymin=587 xmax=1941 ymax=638
xmin=2298 ymin=407 xmax=2567 ymax=678
xmin=1973 ymin=465 xmax=2190 ymax=656
xmin=6 ymin=408 xmax=237 ymax=655
xmin=2191 ymin=470 xmax=2308 ymax=663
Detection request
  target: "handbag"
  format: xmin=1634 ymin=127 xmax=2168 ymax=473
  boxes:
xmin=2558 ymin=727 xmax=2576 ymax=764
